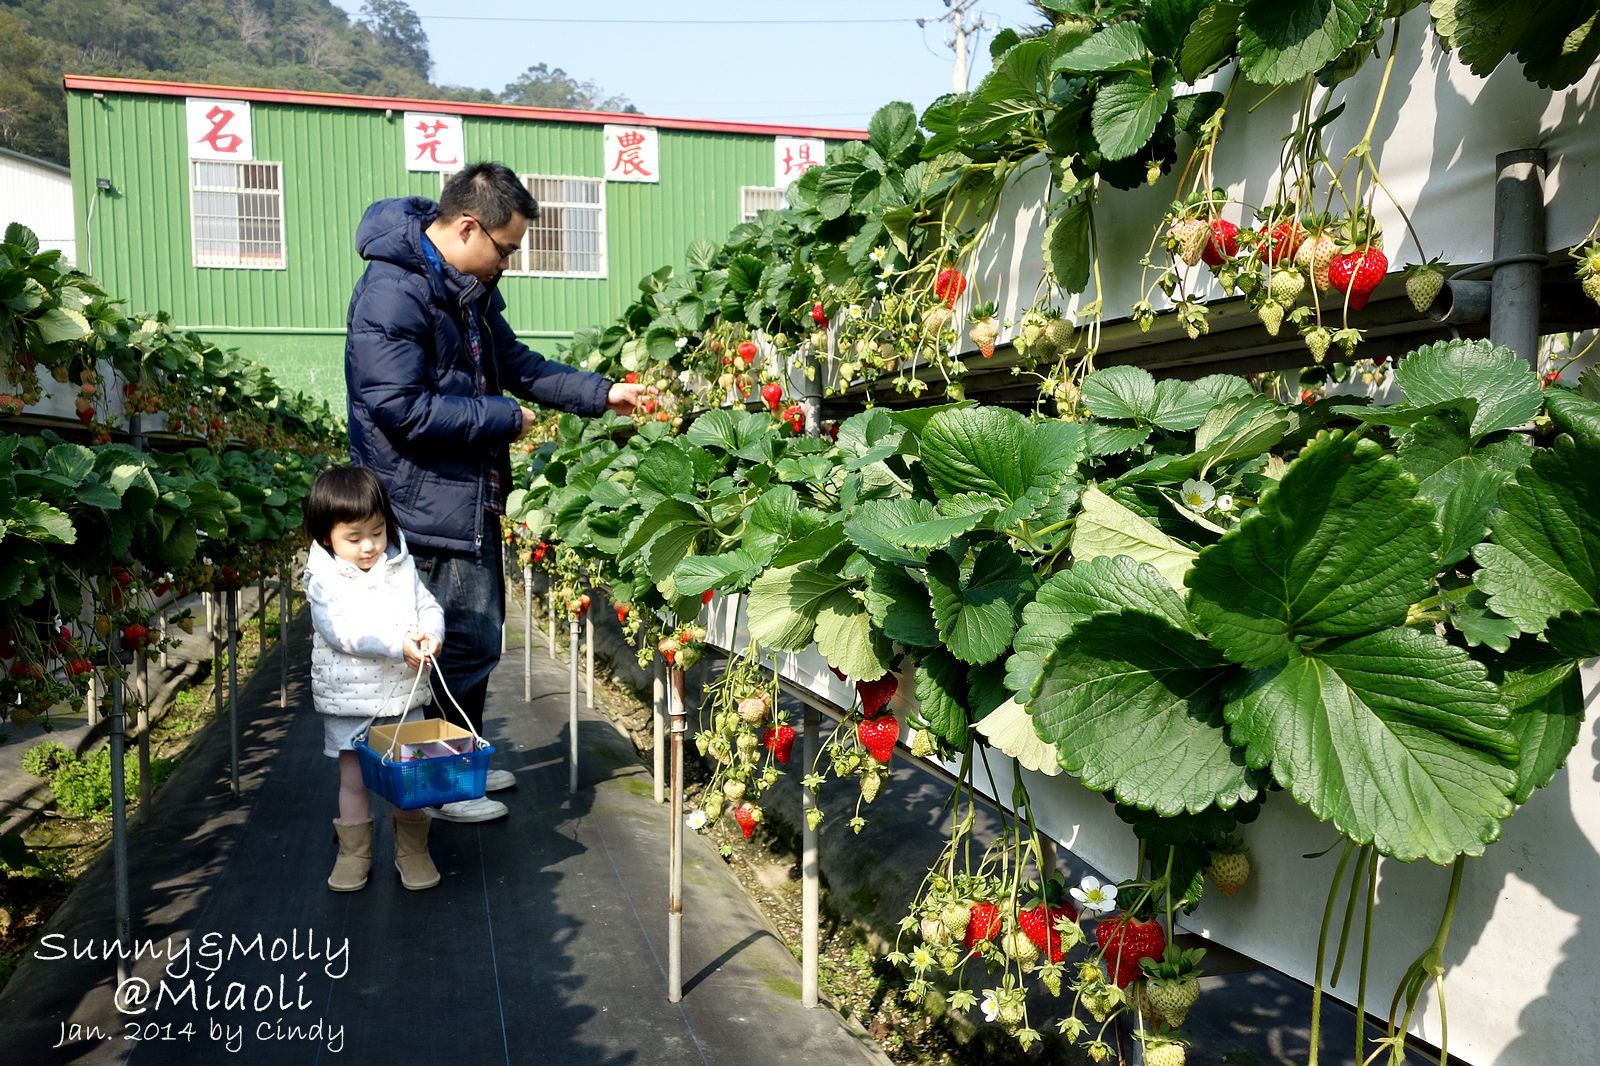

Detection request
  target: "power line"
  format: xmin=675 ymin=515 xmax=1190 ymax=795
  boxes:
xmin=414 ymin=15 xmax=918 ymax=24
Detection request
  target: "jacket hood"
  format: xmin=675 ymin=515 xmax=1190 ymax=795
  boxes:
xmin=306 ymin=529 xmax=413 ymax=583
xmin=355 ymin=197 xmax=488 ymax=310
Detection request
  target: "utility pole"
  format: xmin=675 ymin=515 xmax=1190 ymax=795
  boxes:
xmin=918 ymin=0 xmax=987 ymax=93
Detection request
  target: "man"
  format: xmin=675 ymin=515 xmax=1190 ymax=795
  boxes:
xmin=346 ymin=162 xmax=643 ymax=822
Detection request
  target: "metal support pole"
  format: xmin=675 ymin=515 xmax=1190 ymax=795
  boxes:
xmin=652 ymin=657 xmax=666 ymax=803
xmin=667 ymin=667 xmax=687 ymax=1003
xmin=204 ymin=590 xmax=213 ymax=634
xmin=227 ymin=588 xmax=240 ymax=798
xmin=279 ymin=562 xmax=289 ymax=709
xmin=548 ymin=590 xmax=557 ymax=660
xmin=586 ymin=612 xmax=595 ymax=710
xmin=135 ymin=650 xmax=150 ymax=811
xmin=258 ymin=573 xmax=267 ymax=660
xmin=524 ymin=564 xmax=533 ymax=700
xmin=109 ymin=666 xmax=132 ymax=984
xmin=569 ymin=619 xmax=580 ymax=795
xmin=801 ymin=704 xmax=821 ymax=1007
xmin=1491 ymin=149 xmax=1547 ymax=367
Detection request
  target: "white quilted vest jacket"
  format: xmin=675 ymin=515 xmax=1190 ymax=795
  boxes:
xmin=304 ymin=532 xmax=446 ymax=719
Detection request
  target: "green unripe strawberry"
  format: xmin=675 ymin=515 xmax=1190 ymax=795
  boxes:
xmin=1207 ymin=849 xmax=1251 ymax=896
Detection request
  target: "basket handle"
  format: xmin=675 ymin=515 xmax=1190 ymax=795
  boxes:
xmin=362 ymin=658 xmax=488 ymax=762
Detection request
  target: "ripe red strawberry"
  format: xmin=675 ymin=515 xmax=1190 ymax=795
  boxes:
xmin=781 ymin=403 xmax=805 ymax=433
xmin=702 ymin=589 xmax=714 ymax=605
xmin=1018 ymin=901 xmax=1078 ymax=963
xmin=933 ymin=267 xmax=967 ymax=307
xmin=733 ymin=802 xmax=758 ymax=839
xmin=67 ymin=657 xmax=93 ymax=676
xmin=737 ymin=340 xmax=758 ymax=361
xmin=811 ymin=302 xmax=829 ymax=326
xmin=1328 ymin=247 xmax=1388 ymax=310
xmin=1260 ymin=219 xmax=1303 ymax=266
xmin=1095 ymin=916 xmax=1166 ymax=988
xmin=11 ymin=661 xmax=43 ymax=680
xmin=760 ymin=381 xmax=783 ymax=411
xmin=856 ymin=673 xmax=898 ymax=716
xmin=624 ymin=371 xmax=639 ymax=383
xmin=1200 ymin=218 xmax=1239 ymax=267
xmin=120 ymin=624 xmax=149 ymax=651
xmin=762 ymin=724 xmax=796 ymax=763
xmin=963 ymin=901 xmax=1001 ymax=953
xmin=77 ymin=404 xmax=95 ymax=424
xmin=615 ymin=603 xmax=630 ymax=623
xmin=857 ymin=714 xmax=898 ymax=762
xmin=968 ymin=316 xmax=999 ymax=358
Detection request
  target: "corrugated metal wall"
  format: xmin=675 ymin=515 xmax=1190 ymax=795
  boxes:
xmin=67 ymin=90 xmax=823 ymax=347
xmin=0 ymin=150 xmax=76 ymax=262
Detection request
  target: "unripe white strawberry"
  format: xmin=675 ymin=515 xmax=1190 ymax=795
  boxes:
xmin=1207 ymin=849 xmax=1251 ymax=896
xmin=1167 ymin=218 xmax=1208 ymax=267
xmin=1269 ymin=268 xmax=1306 ymax=303
xmin=1257 ymin=300 xmax=1284 ymax=336
xmin=968 ymin=316 xmax=999 ymax=358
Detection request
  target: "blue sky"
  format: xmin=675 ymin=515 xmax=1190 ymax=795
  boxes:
xmin=329 ymin=1 xmax=1051 ymax=130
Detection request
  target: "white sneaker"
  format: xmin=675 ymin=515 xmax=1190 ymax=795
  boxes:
xmin=484 ymin=769 xmax=516 ymax=792
xmin=426 ymin=796 xmax=508 ymax=823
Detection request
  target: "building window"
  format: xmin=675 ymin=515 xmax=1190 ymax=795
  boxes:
xmin=519 ymin=176 xmax=605 ymax=277
xmin=190 ymin=161 xmax=285 ymax=269
xmin=741 ymin=186 xmax=786 ymax=223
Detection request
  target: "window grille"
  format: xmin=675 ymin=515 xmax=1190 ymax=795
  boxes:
xmin=741 ymin=186 xmax=787 ymax=223
xmin=444 ymin=173 xmax=606 ymax=278
xmin=191 ymin=161 xmax=285 ymax=269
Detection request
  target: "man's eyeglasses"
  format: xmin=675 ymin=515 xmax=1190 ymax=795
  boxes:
xmin=466 ymin=216 xmax=519 ymax=261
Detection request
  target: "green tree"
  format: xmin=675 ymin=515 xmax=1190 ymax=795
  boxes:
xmin=499 ymin=62 xmax=637 ymax=113
xmin=359 ymin=0 xmax=430 ymax=81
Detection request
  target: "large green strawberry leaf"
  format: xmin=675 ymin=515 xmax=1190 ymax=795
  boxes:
xmin=632 ymin=442 xmax=696 ymax=509
xmin=1392 ymin=338 xmax=1544 ymax=438
xmin=1081 ymin=365 xmax=1213 ymax=430
xmin=1006 ymin=554 xmax=1192 ymax=699
xmin=1396 ymin=410 xmax=1531 ymax=502
xmin=741 ymin=485 xmax=801 ymax=561
xmin=844 ymin=498 xmax=935 ymax=567
xmin=974 ymin=698 xmax=1063 ymax=776
xmin=747 ymin=562 xmax=857 ymax=651
xmin=1223 ymin=627 xmax=1517 ymax=863
xmin=1541 ymin=385 xmax=1600 ymax=440
xmin=835 ymin=407 xmax=908 ymax=470
xmin=927 ymin=541 xmax=1037 ymax=664
xmin=1486 ymin=632 xmax=1588 ymax=804
xmin=1237 ymin=0 xmax=1376 ymax=85
xmin=1091 ymin=66 xmax=1177 ymax=162
xmin=684 ymin=407 xmax=769 ymax=454
xmin=1071 ymin=485 xmax=1199 ymax=592
xmin=1180 ymin=1 xmax=1242 ymax=82
xmin=1031 ymin=611 xmax=1260 ymax=815
xmin=1188 ymin=432 xmax=1440 ymax=669
xmin=889 ymin=510 xmax=993 ymax=551
xmin=914 ymin=647 xmax=971 ymax=749
xmin=1437 ymin=466 xmax=1511 ymax=569
xmin=865 ymin=563 xmax=942 ymax=648
xmin=918 ymin=408 xmax=1082 ymax=527
xmin=671 ymin=550 xmax=759 ymax=597
xmin=1474 ymin=435 xmax=1600 ymax=635
xmin=815 ymin=591 xmax=891 ymax=682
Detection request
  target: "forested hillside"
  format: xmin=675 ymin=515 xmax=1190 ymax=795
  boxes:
xmin=0 ymin=0 xmax=634 ymax=165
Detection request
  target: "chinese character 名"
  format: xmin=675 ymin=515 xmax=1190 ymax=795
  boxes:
xmin=782 ymin=144 xmax=819 ymax=177
xmin=612 ymin=131 xmax=653 ymax=178
xmin=413 ymin=120 xmax=458 ymax=166
xmin=199 ymin=106 xmax=244 ymax=154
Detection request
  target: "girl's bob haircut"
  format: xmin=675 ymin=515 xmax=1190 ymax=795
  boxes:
xmin=305 ymin=465 xmax=400 ymax=550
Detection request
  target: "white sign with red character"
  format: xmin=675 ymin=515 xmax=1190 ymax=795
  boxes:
xmin=185 ymin=99 xmax=253 ymax=161
xmin=604 ymin=125 xmax=659 ymax=183
xmin=404 ymin=113 xmax=464 ymax=172
xmin=774 ymin=137 xmax=825 ymax=188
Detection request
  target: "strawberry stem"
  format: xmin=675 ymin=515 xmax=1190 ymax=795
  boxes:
xmin=1310 ymin=839 xmax=1358 ymax=1066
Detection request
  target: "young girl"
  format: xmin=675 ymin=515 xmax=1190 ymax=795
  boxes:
xmin=303 ymin=465 xmax=447 ymax=892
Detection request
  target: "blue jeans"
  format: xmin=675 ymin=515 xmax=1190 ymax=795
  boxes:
xmin=413 ymin=531 xmax=503 ymax=736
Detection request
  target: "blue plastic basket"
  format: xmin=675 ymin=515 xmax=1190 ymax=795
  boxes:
xmin=355 ymin=719 xmax=493 ymax=810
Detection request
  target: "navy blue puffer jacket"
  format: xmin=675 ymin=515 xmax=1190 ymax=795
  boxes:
xmin=345 ymin=197 xmax=611 ymax=554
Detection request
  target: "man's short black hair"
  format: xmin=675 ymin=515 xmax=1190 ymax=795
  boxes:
xmin=305 ymin=464 xmax=400 ymax=550
xmin=437 ymin=163 xmax=539 ymax=229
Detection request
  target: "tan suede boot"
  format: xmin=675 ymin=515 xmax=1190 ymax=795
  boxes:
xmin=328 ymin=818 xmax=372 ymax=892
xmin=392 ymin=813 xmax=440 ymax=890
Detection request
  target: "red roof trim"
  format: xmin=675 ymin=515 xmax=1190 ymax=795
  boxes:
xmin=63 ymin=75 xmax=870 ymax=141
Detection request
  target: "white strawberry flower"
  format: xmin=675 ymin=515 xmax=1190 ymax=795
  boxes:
xmin=1216 ymin=493 xmax=1235 ymax=512
xmin=1071 ymin=875 xmax=1118 ymax=915
xmin=685 ymin=810 xmax=708 ymax=830
xmin=868 ymin=247 xmax=884 ymax=263
xmin=674 ymin=336 xmax=687 ymax=348
xmin=1180 ymin=478 xmax=1216 ymax=512
xmin=848 ymin=304 xmax=864 ymax=319
xmin=876 ymin=281 xmax=888 ymax=291
xmin=980 ymin=988 xmax=1000 ymax=1022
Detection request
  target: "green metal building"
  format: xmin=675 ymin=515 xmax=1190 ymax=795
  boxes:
xmin=65 ymin=75 xmax=863 ymax=405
